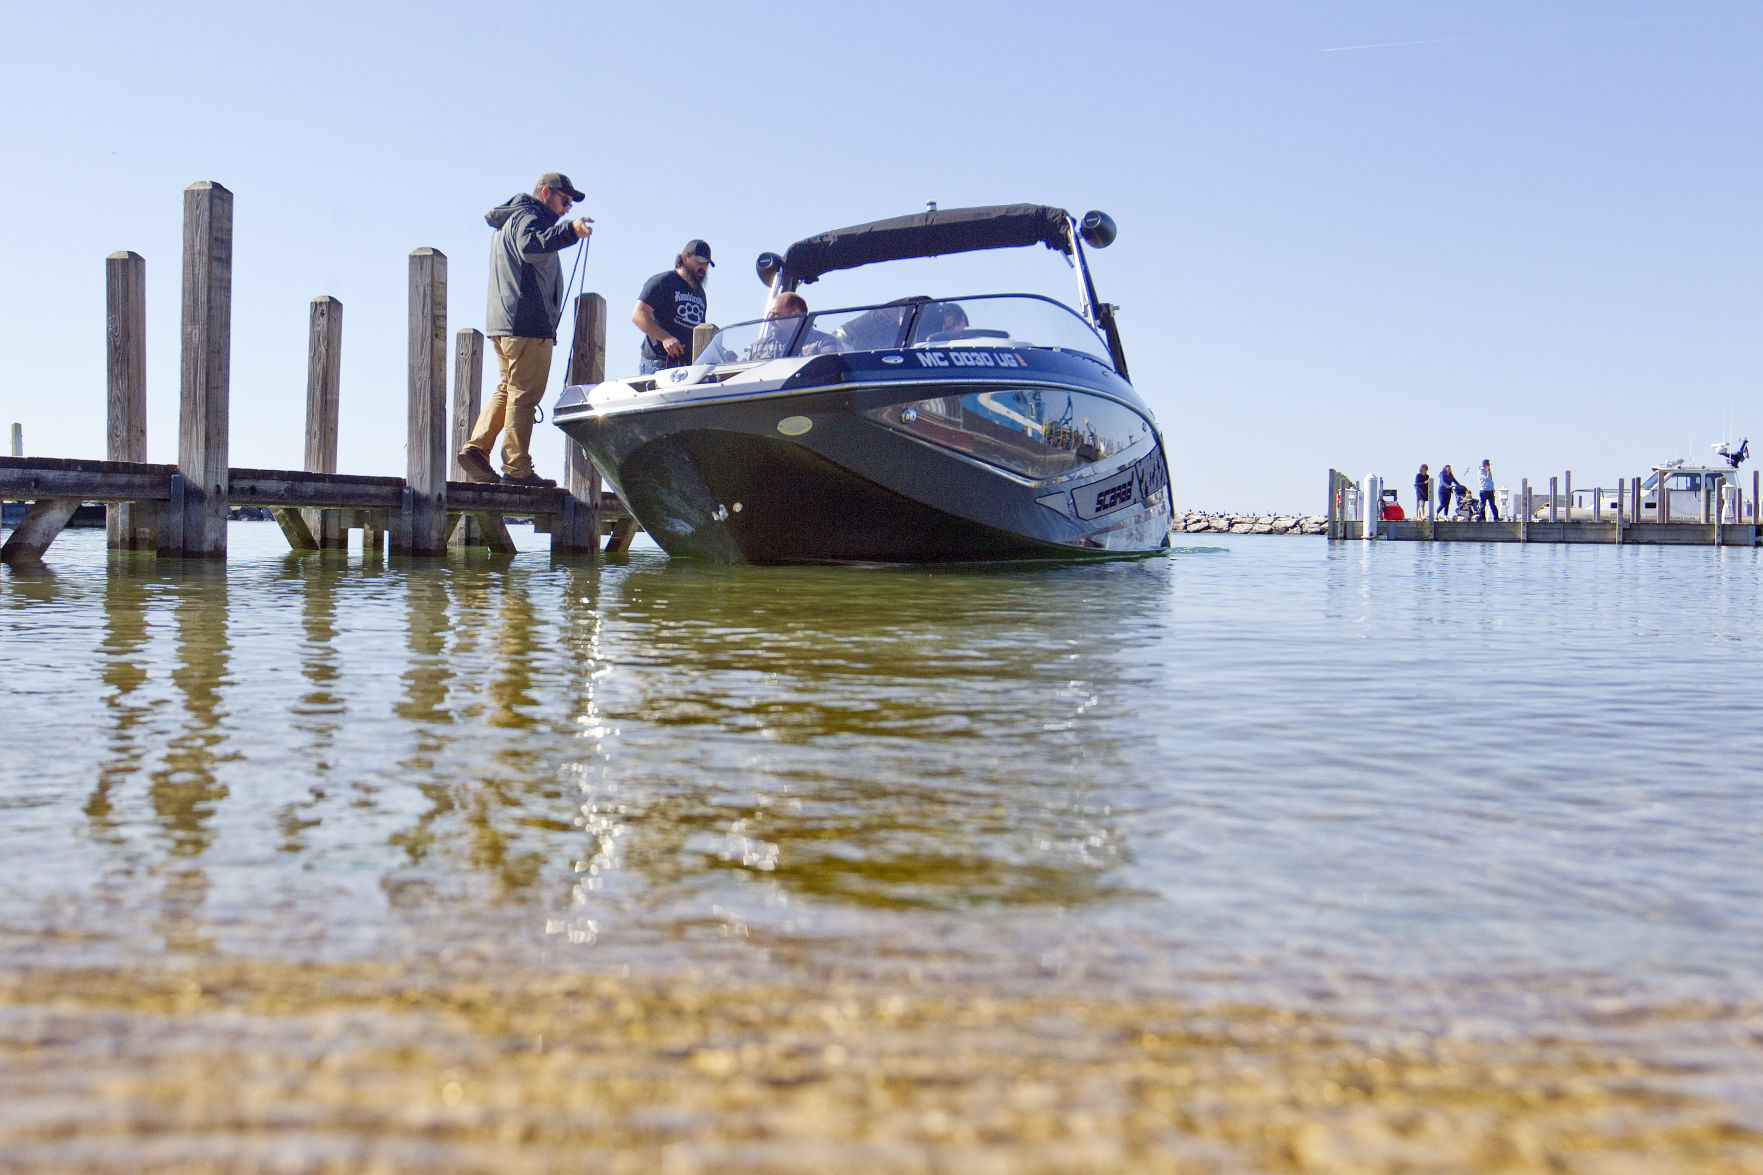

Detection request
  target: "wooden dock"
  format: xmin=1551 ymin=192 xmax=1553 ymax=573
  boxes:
xmin=0 ymin=180 xmax=638 ymax=565
xmin=1326 ymin=469 xmax=1762 ymax=546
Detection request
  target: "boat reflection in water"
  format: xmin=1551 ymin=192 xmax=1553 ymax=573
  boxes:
xmin=555 ymin=204 xmax=1172 ymax=564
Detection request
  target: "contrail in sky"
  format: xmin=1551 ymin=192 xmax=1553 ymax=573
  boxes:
xmin=1322 ymin=8 xmax=1763 ymax=53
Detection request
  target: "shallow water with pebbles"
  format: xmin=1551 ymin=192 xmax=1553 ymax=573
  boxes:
xmin=1 ymin=524 xmax=1760 ymax=1172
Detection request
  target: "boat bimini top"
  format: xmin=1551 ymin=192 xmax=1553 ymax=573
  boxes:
xmin=752 ymin=203 xmax=1129 ymax=378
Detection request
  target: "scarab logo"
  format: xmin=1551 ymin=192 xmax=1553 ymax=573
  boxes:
xmin=881 ymin=354 xmax=904 ymax=365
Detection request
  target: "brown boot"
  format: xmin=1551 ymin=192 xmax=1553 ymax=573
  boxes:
xmin=458 ymin=447 xmax=498 ymax=484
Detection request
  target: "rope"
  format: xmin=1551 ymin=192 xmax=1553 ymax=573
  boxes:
xmin=550 ymin=226 xmax=593 ymax=408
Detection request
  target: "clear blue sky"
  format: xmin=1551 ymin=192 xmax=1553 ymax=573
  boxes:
xmin=3 ymin=0 xmax=1759 ymax=513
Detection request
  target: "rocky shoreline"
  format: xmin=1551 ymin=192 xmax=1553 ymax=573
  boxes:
xmin=1172 ymin=512 xmax=1327 ymax=535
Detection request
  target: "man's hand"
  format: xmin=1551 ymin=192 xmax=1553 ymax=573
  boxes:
xmin=572 ymin=217 xmax=593 ymax=239
xmin=661 ymin=336 xmax=686 ymax=359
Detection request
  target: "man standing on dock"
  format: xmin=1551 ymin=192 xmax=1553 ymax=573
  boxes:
xmin=632 ymin=241 xmax=712 ymax=374
xmin=1478 ymin=459 xmax=1500 ymax=521
xmin=459 ymin=173 xmax=593 ymax=489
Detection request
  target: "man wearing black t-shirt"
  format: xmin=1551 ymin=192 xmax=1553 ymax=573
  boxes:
xmin=632 ymin=240 xmax=712 ymax=373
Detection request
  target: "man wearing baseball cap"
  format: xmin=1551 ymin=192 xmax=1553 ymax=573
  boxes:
xmin=632 ymin=239 xmax=713 ymax=374
xmin=459 ymin=172 xmax=592 ymax=488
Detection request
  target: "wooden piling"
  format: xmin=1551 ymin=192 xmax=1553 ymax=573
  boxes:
xmin=556 ymin=292 xmax=607 ymax=555
xmin=105 ymin=251 xmax=149 ymax=550
xmin=8 ymin=423 xmax=19 ymax=457
xmin=447 ymin=327 xmax=507 ymax=551
xmin=1519 ymin=480 xmax=1529 ymax=542
xmin=396 ymin=248 xmax=448 ymax=556
xmin=172 ymin=181 xmax=233 ymax=558
xmin=692 ymin=322 xmax=717 ymax=363
xmin=292 ymin=295 xmax=346 ymax=550
xmin=304 ymin=296 xmax=343 ymax=475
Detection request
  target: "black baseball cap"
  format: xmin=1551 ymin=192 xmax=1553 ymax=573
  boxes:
xmin=682 ymin=239 xmax=715 ymax=266
xmin=538 ymin=172 xmax=585 ymax=201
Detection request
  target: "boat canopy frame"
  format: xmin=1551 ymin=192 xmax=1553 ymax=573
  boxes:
xmin=778 ymin=204 xmax=1075 ymax=287
xmin=770 ymin=204 xmax=1129 ymax=379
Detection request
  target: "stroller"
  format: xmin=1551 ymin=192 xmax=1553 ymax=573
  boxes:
xmin=1449 ymin=482 xmax=1485 ymax=521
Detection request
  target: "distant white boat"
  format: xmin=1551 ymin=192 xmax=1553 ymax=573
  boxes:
xmin=1532 ymin=439 xmax=1754 ymax=522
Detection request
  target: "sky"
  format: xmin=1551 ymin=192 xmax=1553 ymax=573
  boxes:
xmin=2 ymin=0 xmax=1759 ymax=514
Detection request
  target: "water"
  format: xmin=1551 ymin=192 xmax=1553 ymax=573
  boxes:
xmin=3 ymin=524 xmax=1761 ymax=1172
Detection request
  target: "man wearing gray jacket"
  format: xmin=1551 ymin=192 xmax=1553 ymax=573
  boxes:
xmin=459 ymin=172 xmax=593 ymax=488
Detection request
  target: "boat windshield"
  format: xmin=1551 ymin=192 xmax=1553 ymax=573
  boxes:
xmin=694 ymin=295 xmax=1115 ymax=371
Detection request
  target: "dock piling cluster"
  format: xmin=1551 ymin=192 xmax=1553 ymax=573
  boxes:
xmin=0 ymin=181 xmax=635 ymax=565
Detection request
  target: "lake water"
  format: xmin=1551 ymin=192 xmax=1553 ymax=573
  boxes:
xmin=2 ymin=524 xmax=1760 ymax=1173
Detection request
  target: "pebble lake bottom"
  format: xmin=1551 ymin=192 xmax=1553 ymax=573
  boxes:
xmin=1 ymin=524 xmax=1760 ymax=1173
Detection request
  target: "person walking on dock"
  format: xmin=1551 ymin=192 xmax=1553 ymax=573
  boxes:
xmin=1478 ymin=459 xmax=1500 ymax=521
xmin=459 ymin=172 xmax=593 ymax=489
xmin=1414 ymin=464 xmax=1432 ymax=515
xmin=633 ymin=241 xmax=712 ymax=374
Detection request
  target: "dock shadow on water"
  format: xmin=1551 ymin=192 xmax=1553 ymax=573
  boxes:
xmin=1 ymin=528 xmax=1760 ymax=1173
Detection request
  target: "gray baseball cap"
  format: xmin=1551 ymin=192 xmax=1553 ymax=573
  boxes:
xmin=538 ymin=172 xmax=585 ymax=201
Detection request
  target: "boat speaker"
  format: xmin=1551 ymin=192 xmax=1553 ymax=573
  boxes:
xmin=755 ymin=251 xmax=784 ymax=287
xmin=1079 ymin=211 xmax=1117 ymax=249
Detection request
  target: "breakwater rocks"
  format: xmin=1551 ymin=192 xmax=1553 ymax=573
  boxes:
xmin=1171 ymin=512 xmax=1328 ymax=536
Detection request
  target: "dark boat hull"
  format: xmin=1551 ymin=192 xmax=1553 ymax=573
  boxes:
xmin=555 ymin=356 xmax=1172 ymax=565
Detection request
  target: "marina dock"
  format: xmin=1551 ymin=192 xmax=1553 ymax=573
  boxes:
xmin=1327 ymin=469 xmax=1763 ymax=546
xmin=0 ymin=180 xmax=638 ymax=565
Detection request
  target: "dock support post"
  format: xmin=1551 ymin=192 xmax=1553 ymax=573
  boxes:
xmin=172 ymin=180 xmax=233 ymax=558
xmin=8 ymin=423 xmax=19 ymax=457
xmin=692 ymin=322 xmax=717 ymax=363
xmin=396 ymin=248 xmax=448 ymax=557
xmin=105 ymin=250 xmax=151 ymax=551
xmin=1519 ymin=480 xmax=1529 ymax=542
xmin=1614 ymin=480 xmax=1623 ymax=545
xmin=1564 ymin=471 xmax=1572 ymax=524
xmin=1631 ymin=477 xmax=1641 ymax=525
xmin=449 ymin=327 xmax=482 ymax=548
xmin=1 ymin=500 xmax=84 ymax=562
xmin=1548 ymin=476 xmax=1558 ymax=524
xmin=290 ymin=295 xmax=346 ymax=550
xmin=447 ymin=327 xmax=514 ymax=552
xmin=1325 ymin=469 xmax=1338 ymax=540
xmin=556 ymin=292 xmax=608 ymax=556
xmin=1658 ymin=479 xmax=1669 ymax=524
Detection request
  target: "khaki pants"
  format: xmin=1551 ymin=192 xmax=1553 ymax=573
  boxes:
xmin=466 ymin=336 xmax=553 ymax=478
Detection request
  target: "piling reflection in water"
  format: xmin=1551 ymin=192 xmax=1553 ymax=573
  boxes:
xmin=559 ymin=561 xmax=1156 ymax=926
xmin=280 ymin=552 xmax=343 ymax=854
